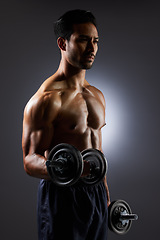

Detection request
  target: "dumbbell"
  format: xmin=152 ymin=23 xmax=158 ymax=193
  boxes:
xmin=108 ymin=199 xmax=138 ymax=235
xmin=46 ymin=143 xmax=107 ymax=186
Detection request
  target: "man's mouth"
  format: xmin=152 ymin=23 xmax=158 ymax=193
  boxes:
xmin=85 ymin=53 xmax=95 ymax=61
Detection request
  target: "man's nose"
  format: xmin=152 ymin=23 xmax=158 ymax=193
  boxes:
xmin=87 ymin=41 xmax=96 ymax=52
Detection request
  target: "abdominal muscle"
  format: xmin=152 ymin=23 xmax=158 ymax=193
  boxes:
xmin=51 ymin=125 xmax=102 ymax=152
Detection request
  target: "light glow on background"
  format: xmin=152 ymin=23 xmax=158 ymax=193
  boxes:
xmin=87 ymin=72 xmax=132 ymax=159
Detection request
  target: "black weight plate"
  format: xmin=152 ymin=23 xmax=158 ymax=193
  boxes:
xmin=46 ymin=143 xmax=83 ymax=186
xmin=108 ymin=200 xmax=132 ymax=235
xmin=81 ymin=149 xmax=108 ymax=185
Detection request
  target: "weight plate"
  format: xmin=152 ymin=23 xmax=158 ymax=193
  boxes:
xmin=46 ymin=143 xmax=83 ymax=186
xmin=108 ymin=200 xmax=132 ymax=235
xmin=80 ymin=149 xmax=108 ymax=185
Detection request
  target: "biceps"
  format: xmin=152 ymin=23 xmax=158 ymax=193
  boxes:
xmin=23 ymin=125 xmax=54 ymax=157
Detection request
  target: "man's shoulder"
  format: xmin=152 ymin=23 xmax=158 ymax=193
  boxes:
xmin=24 ymin=87 xmax=61 ymax=125
xmin=86 ymin=85 xmax=103 ymax=94
xmin=28 ymin=73 xmax=62 ymax=105
xmin=85 ymin=85 xmax=105 ymax=106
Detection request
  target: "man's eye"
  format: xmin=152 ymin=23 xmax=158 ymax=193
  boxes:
xmin=94 ymin=39 xmax=99 ymax=44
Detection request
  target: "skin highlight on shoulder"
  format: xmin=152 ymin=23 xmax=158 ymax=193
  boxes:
xmin=24 ymin=87 xmax=61 ymax=130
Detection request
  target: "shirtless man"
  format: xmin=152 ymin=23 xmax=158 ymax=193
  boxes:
xmin=22 ymin=10 xmax=110 ymax=240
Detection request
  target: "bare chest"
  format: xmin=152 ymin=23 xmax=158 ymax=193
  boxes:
xmin=56 ymin=90 xmax=105 ymax=134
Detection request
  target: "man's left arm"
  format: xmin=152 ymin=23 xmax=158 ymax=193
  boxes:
xmin=104 ymin=175 xmax=111 ymax=207
xmin=95 ymin=87 xmax=111 ymax=206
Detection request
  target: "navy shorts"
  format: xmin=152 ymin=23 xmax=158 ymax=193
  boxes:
xmin=37 ymin=180 xmax=108 ymax=240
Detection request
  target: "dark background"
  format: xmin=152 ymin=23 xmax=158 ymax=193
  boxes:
xmin=1 ymin=0 xmax=160 ymax=239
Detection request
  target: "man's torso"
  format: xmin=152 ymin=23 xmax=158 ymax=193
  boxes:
xmin=29 ymin=76 xmax=106 ymax=152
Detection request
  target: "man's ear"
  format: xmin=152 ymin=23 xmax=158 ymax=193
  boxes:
xmin=57 ymin=37 xmax=66 ymax=51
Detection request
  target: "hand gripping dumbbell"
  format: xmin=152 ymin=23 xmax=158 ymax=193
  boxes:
xmin=46 ymin=143 xmax=107 ymax=186
xmin=108 ymin=199 xmax=138 ymax=235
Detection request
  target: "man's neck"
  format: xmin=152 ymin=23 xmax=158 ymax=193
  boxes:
xmin=57 ymin=59 xmax=87 ymax=90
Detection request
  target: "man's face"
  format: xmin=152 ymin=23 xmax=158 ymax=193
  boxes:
xmin=65 ymin=22 xmax=99 ymax=70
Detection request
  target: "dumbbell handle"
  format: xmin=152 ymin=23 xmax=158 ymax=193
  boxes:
xmin=49 ymin=158 xmax=99 ymax=176
xmin=120 ymin=213 xmax=138 ymax=221
xmin=46 ymin=158 xmax=66 ymax=169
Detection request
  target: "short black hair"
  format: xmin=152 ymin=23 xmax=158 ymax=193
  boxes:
xmin=54 ymin=9 xmax=97 ymax=40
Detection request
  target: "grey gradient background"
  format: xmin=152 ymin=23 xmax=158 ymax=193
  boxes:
xmin=1 ymin=0 xmax=160 ymax=239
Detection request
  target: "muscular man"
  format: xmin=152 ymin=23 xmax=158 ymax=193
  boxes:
xmin=22 ymin=9 xmax=110 ymax=240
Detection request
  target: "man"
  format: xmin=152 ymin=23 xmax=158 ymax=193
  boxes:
xmin=22 ymin=9 xmax=110 ymax=240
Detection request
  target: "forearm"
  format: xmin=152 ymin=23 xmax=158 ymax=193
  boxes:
xmin=24 ymin=153 xmax=50 ymax=180
xmin=103 ymin=175 xmax=111 ymax=205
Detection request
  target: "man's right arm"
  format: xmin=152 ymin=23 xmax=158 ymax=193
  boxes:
xmin=22 ymin=92 xmax=60 ymax=179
